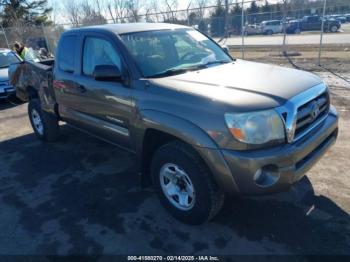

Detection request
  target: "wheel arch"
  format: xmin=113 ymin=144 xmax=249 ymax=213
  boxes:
xmin=136 ymin=110 xmax=238 ymax=194
xmin=136 ymin=110 xmax=217 ymax=186
xmin=26 ymin=85 xmax=39 ymax=100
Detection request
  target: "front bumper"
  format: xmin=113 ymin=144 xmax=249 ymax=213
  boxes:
xmin=0 ymin=85 xmax=15 ymax=100
xmin=198 ymin=106 xmax=338 ymax=195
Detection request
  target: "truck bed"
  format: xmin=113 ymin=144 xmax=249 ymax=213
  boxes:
xmin=9 ymin=59 xmax=55 ymax=102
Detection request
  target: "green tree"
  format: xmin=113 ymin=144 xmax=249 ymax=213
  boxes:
xmin=230 ymin=3 xmax=242 ymax=34
xmin=188 ymin=11 xmax=197 ymax=26
xmin=0 ymin=0 xmax=52 ymax=27
xmin=248 ymin=1 xmax=259 ymax=14
xmin=248 ymin=1 xmax=260 ymax=24
xmin=210 ymin=0 xmax=225 ymax=36
xmin=262 ymin=0 xmax=271 ymax=13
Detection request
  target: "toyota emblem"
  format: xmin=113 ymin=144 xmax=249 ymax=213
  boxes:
xmin=310 ymin=101 xmax=320 ymax=120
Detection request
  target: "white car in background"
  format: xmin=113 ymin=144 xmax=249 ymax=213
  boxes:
xmin=243 ymin=24 xmax=262 ymax=35
xmin=261 ymin=20 xmax=283 ymax=35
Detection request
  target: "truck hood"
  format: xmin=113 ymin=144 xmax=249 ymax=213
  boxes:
xmin=150 ymin=59 xmax=323 ymax=110
xmin=0 ymin=67 xmax=9 ymax=82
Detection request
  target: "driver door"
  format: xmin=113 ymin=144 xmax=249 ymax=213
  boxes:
xmin=71 ymin=34 xmax=134 ymax=150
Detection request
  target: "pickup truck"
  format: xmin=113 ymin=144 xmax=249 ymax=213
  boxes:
xmin=10 ymin=23 xmax=338 ymax=224
xmin=290 ymin=15 xmax=341 ymax=33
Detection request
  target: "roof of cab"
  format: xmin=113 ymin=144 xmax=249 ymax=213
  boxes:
xmin=67 ymin=23 xmax=189 ymax=35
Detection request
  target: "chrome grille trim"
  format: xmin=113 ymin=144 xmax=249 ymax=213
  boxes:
xmin=276 ymin=83 xmax=329 ymax=143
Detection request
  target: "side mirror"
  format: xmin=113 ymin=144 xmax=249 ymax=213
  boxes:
xmin=222 ymin=45 xmax=230 ymax=54
xmin=93 ymin=65 xmax=122 ymax=81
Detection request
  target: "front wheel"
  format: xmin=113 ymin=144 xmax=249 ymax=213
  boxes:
xmin=151 ymin=141 xmax=225 ymax=224
xmin=294 ymin=28 xmax=301 ymax=34
xmin=28 ymin=99 xmax=60 ymax=142
xmin=330 ymin=25 xmax=338 ymax=33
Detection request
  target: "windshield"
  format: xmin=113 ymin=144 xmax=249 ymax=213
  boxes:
xmin=0 ymin=51 xmax=21 ymax=68
xmin=120 ymin=29 xmax=232 ymax=78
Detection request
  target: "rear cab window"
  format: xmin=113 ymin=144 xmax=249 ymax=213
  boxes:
xmin=57 ymin=35 xmax=77 ymax=73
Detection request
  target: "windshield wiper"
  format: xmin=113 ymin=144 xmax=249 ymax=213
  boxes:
xmin=147 ymin=66 xmax=201 ymax=78
xmin=147 ymin=60 xmax=231 ymax=78
xmin=200 ymin=60 xmax=231 ymax=67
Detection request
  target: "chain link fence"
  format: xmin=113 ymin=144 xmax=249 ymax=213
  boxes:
xmin=1 ymin=0 xmax=349 ymax=74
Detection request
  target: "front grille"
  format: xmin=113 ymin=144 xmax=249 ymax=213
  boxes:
xmin=294 ymin=92 xmax=330 ymax=138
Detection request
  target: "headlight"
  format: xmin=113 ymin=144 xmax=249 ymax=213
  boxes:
xmin=224 ymin=110 xmax=285 ymax=144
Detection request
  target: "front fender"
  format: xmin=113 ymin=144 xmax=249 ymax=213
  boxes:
xmin=140 ymin=109 xmax=218 ymax=149
xmin=135 ymin=110 xmax=239 ymax=194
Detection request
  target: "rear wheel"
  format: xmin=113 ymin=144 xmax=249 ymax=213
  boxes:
xmin=28 ymin=99 xmax=60 ymax=142
xmin=266 ymin=30 xmax=273 ymax=35
xmin=151 ymin=141 xmax=225 ymax=224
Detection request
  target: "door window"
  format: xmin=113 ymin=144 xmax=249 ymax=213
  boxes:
xmin=83 ymin=37 xmax=122 ymax=76
xmin=58 ymin=35 xmax=77 ymax=73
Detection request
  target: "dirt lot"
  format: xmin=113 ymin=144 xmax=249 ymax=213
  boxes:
xmin=230 ymin=44 xmax=350 ymax=73
xmin=0 ymin=56 xmax=350 ymax=258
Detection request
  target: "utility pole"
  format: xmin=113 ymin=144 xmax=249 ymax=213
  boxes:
xmin=241 ymin=0 xmax=245 ymax=59
xmin=0 ymin=24 xmax=10 ymax=49
xmin=318 ymin=0 xmax=327 ymax=66
xmin=186 ymin=1 xmax=192 ymax=26
xmin=41 ymin=23 xmax=51 ymax=55
xmin=282 ymin=0 xmax=287 ymax=53
xmin=225 ymin=0 xmax=229 ymax=37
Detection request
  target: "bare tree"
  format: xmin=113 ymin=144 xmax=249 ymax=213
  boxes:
xmin=81 ymin=1 xmax=106 ymax=26
xmin=107 ymin=0 xmax=128 ymax=23
xmin=162 ymin=0 xmax=178 ymax=21
xmin=194 ymin=0 xmax=209 ymax=20
xmin=63 ymin=0 xmax=107 ymax=27
xmin=125 ymin=0 xmax=143 ymax=22
xmin=147 ymin=0 xmax=161 ymax=22
xmin=48 ymin=0 xmax=61 ymax=25
xmin=63 ymin=0 xmax=82 ymax=27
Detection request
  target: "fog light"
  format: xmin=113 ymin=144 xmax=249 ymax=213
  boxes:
xmin=253 ymin=165 xmax=280 ymax=187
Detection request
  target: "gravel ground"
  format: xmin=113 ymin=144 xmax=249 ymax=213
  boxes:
xmin=0 ymin=69 xmax=349 ymax=258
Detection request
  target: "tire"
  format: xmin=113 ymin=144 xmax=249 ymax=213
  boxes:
xmin=151 ymin=141 xmax=225 ymax=225
xmin=294 ymin=28 xmax=301 ymax=34
xmin=28 ymin=99 xmax=60 ymax=142
xmin=266 ymin=30 xmax=273 ymax=35
xmin=330 ymin=25 xmax=338 ymax=33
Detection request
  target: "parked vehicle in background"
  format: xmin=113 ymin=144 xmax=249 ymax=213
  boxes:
xmin=345 ymin=14 xmax=350 ymax=22
xmin=329 ymin=15 xmax=347 ymax=24
xmin=243 ymin=24 xmax=262 ymax=35
xmin=260 ymin=20 xmax=283 ymax=35
xmin=0 ymin=49 xmax=21 ymax=100
xmin=299 ymin=16 xmax=341 ymax=33
xmin=285 ymin=20 xmax=302 ymax=34
xmin=226 ymin=26 xmax=237 ymax=37
xmin=9 ymin=23 xmax=339 ymax=225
